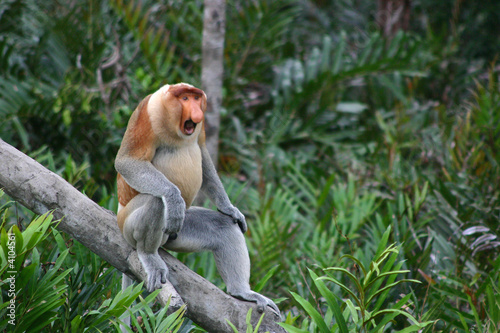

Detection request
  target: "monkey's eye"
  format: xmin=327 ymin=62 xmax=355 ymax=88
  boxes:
xmin=182 ymin=96 xmax=188 ymax=101
xmin=194 ymin=96 xmax=200 ymax=100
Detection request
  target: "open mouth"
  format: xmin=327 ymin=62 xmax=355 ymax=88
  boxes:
xmin=183 ymin=120 xmax=197 ymax=135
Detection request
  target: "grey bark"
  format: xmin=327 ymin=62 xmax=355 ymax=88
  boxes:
xmin=0 ymin=139 xmax=285 ymax=333
xmin=201 ymin=0 xmax=226 ymax=167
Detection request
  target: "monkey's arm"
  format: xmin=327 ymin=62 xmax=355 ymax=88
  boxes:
xmin=199 ymin=145 xmax=247 ymax=233
xmin=115 ymin=152 xmax=185 ymax=233
xmin=115 ymin=155 xmax=178 ymax=198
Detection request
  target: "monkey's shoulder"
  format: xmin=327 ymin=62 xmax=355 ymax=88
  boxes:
xmin=152 ymin=144 xmax=203 ymax=206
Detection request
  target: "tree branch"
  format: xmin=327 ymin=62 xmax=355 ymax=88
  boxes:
xmin=0 ymin=139 xmax=284 ymax=333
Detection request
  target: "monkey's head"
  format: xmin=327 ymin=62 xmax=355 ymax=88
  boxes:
xmin=160 ymin=83 xmax=207 ymax=138
xmin=148 ymin=83 xmax=207 ymax=141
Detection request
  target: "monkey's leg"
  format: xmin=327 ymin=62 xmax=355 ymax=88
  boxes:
xmin=120 ymin=194 xmax=170 ymax=292
xmin=164 ymin=207 xmax=280 ymax=314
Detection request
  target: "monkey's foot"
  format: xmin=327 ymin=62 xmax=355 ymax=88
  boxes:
xmin=230 ymin=290 xmax=280 ymax=315
xmin=138 ymin=252 xmax=169 ymax=292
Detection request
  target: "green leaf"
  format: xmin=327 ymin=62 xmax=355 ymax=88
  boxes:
xmin=374 ymin=227 xmax=392 ymax=259
xmin=310 ymin=269 xmax=349 ymax=333
xmin=466 ymin=294 xmax=483 ymax=332
xmin=397 ymin=322 xmax=436 ymax=333
xmin=323 ymin=267 xmax=363 ymax=295
xmin=457 ymin=311 xmax=471 ymax=333
xmin=318 ymin=276 xmax=362 ymax=308
xmin=227 ymin=318 xmax=240 ymax=333
xmin=338 ymin=254 xmax=367 ymax=277
xmin=332 ymin=31 xmax=346 ymax=74
xmin=254 ymin=264 xmax=279 ymax=293
xmin=344 ymin=299 xmax=359 ymax=324
xmin=365 ymin=270 xmax=411 ymax=291
xmin=366 ymin=279 xmax=421 ymax=306
xmin=279 ymin=322 xmax=309 ymax=333
xmin=290 ymin=291 xmax=331 ymax=333
xmin=368 ymin=294 xmax=412 ymax=332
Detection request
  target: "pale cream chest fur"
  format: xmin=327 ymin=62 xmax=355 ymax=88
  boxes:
xmin=152 ymin=144 xmax=203 ymax=207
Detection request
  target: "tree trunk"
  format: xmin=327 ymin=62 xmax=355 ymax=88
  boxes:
xmin=376 ymin=0 xmax=411 ymax=38
xmin=201 ymin=0 xmax=226 ymax=168
xmin=0 ymin=139 xmax=284 ymax=333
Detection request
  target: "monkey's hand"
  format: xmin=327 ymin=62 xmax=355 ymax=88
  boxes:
xmin=218 ymin=205 xmax=247 ymax=233
xmin=162 ymin=192 xmax=186 ymax=234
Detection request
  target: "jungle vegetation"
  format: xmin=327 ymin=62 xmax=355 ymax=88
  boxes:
xmin=1 ymin=0 xmax=499 ymax=331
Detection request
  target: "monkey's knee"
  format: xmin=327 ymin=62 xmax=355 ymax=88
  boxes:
xmin=120 ymin=194 xmax=167 ymax=248
xmin=164 ymin=207 xmax=242 ymax=252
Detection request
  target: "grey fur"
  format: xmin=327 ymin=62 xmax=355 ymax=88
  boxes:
xmin=165 ymin=207 xmax=279 ymax=313
xmin=199 ymin=145 xmax=247 ymax=233
xmin=120 ymin=193 xmax=170 ymax=291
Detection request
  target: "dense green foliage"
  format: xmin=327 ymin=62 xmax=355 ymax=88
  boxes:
xmin=1 ymin=0 xmax=499 ymax=331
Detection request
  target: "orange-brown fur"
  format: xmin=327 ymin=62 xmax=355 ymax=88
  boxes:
xmin=117 ymin=95 xmax=154 ymax=208
xmin=116 ymin=195 xmax=132 ymax=231
xmin=117 ymin=173 xmax=139 ymax=208
xmin=169 ymin=85 xmax=204 ymax=97
xmin=126 ymin=95 xmax=155 ymax=159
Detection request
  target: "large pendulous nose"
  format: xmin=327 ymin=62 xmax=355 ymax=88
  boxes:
xmin=191 ymin=105 xmax=204 ymax=123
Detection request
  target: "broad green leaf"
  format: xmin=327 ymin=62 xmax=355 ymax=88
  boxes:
xmin=290 ymin=291 xmax=330 ymax=333
xmin=279 ymin=322 xmax=309 ymax=333
xmin=310 ymin=269 xmax=349 ymax=333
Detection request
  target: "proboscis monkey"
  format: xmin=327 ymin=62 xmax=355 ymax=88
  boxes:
xmin=115 ymin=83 xmax=279 ymax=314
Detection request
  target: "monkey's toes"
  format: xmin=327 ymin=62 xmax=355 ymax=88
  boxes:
xmin=147 ymin=268 xmax=168 ymax=292
xmin=231 ymin=291 xmax=280 ymax=315
xmin=256 ymin=295 xmax=280 ymax=315
xmin=267 ymin=300 xmax=280 ymax=315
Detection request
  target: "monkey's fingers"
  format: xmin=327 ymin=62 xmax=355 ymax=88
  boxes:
xmin=235 ymin=219 xmax=247 ymax=234
xmin=217 ymin=208 xmax=247 ymax=233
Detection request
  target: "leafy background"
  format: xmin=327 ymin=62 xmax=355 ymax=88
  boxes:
xmin=0 ymin=0 xmax=499 ymax=332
